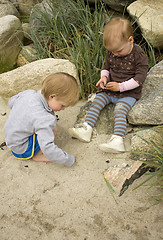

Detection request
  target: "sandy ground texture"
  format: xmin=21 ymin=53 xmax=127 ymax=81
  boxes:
xmin=0 ymin=100 xmax=163 ymax=240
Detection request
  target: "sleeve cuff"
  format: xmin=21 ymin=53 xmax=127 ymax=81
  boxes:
xmin=119 ymin=78 xmax=140 ymax=92
xmin=101 ymin=70 xmax=109 ymax=78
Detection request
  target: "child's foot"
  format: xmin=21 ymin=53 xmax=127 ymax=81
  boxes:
xmin=98 ymin=135 xmax=125 ymax=153
xmin=68 ymin=122 xmax=93 ymax=142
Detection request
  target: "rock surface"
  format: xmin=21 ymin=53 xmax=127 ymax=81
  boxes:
xmin=0 ymin=58 xmax=79 ymax=99
xmin=128 ymin=61 xmax=163 ymax=125
xmin=127 ymin=0 xmax=163 ymax=49
xmin=0 ymin=15 xmax=23 ymax=73
xmin=0 ymin=0 xmax=20 ymax=18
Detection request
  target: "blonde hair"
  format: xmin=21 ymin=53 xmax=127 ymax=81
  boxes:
xmin=103 ymin=17 xmax=133 ymax=50
xmin=41 ymin=72 xmax=79 ymax=106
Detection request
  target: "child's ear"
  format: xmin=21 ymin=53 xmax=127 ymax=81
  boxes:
xmin=128 ymin=36 xmax=134 ymax=43
xmin=49 ymin=94 xmax=56 ymax=100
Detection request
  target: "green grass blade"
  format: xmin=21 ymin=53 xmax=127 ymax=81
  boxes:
xmin=101 ymin=172 xmax=117 ymax=204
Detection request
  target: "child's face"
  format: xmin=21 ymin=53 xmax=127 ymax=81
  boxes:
xmin=107 ymin=36 xmax=134 ymax=57
xmin=47 ymin=95 xmax=68 ymax=111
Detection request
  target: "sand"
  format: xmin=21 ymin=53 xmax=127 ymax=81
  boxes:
xmin=0 ymin=100 xmax=163 ymax=240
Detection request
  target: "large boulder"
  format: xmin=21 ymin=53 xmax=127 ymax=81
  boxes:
xmin=22 ymin=22 xmax=31 ymax=39
xmin=29 ymin=0 xmax=52 ymax=39
xmin=104 ymin=0 xmax=136 ymax=13
xmin=142 ymin=60 xmax=163 ymax=96
xmin=0 ymin=15 xmax=23 ymax=73
xmin=12 ymin=0 xmax=42 ymax=16
xmin=0 ymin=58 xmax=79 ymax=99
xmin=29 ymin=0 xmax=85 ymax=41
xmin=128 ymin=87 xmax=163 ymax=125
xmin=0 ymin=0 xmax=20 ymax=18
xmin=127 ymin=0 xmax=163 ymax=49
xmin=128 ymin=61 xmax=163 ymax=125
xmin=16 ymin=44 xmax=38 ymax=67
xmin=88 ymin=0 xmax=136 ymax=12
xmin=130 ymin=127 xmax=163 ymax=159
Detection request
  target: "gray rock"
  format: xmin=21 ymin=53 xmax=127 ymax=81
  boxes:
xmin=128 ymin=61 xmax=163 ymax=125
xmin=0 ymin=58 xmax=79 ymax=99
xmin=0 ymin=0 xmax=20 ymax=18
xmin=88 ymin=0 xmax=136 ymax=13
xmin=128 ymin=87 xmax=163 ymax=125
xmin=30 ymin=0 xmax=87 ymax=41
xmin=22 ymin=23 xmax=31 ymax=40
xmin=127 ymin=0 xmax=163 ymax=49
xmin=29 ymin=0 xmax=51 ymax=38
xmin=104 ymin=0 xmax=136 ymax=12
xmin=130 ymin=127 xmax=163 ymax=159
xmin=17 ymin=44 xmax=38 ymax=67
xmin=14 ymin=0 xmax=42 ymax=16
xmin=142 ymin=60 xmax=163 ymax=96
xmin=0 ymin=15 xmax=23 ymax=73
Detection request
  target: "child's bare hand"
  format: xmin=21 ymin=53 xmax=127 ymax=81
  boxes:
xmin=105 ymin=82 xmax=120 ymax=92
xmin=96 ymin=76 xmax=107 ymax=89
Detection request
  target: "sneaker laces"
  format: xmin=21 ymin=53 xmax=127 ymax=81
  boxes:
xmin=108 ymin=135 xmax=122 ymax=143
xmin=74 ymin=122 xmax=88 ymax=130
xmin=109 ymin=135 xmax=116 ymax=142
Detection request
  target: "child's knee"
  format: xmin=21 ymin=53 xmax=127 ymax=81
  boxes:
xmin=114 ymin=103 xmax=124 ymax=112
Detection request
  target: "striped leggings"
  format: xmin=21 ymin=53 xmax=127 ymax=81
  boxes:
xmin=85 ymin=92 xmax=136 ymax=137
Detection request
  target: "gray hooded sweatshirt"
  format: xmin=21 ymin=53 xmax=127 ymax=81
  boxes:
xmin=4 ymin=90 xmax=74 ymax=166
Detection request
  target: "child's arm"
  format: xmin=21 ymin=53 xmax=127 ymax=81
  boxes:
xmin=105 ymin=78 xmax=139 ymax=92
xmin=119 ymin=78 xmax=139 ymax=92
xmin=97 ymin=51 xmax=112 ymax=89
xmin=96 ymin=70 xmax=110 ymax=89
xmin=105 ymin=78 xmax=140 ymax=92
xmin=133 ymin=48 xmax=149 ymax=85
xmin=35 ymin=115 xmax=75 ymax=166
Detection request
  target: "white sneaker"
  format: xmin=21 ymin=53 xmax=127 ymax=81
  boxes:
xmin=99 ymin=135 xmax=125 ymax=153
xmin=68 ymin=122 xmax=93 ymax=142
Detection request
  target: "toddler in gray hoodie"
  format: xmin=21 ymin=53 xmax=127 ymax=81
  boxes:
xmin=4 ymin=72 xmax=79 ymax=166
